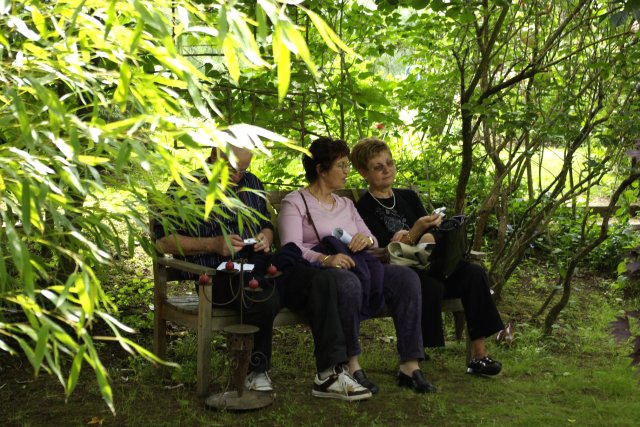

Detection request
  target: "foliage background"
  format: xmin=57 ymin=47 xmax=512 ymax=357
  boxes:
xmin=1 ymin=0 xmax=639 ymax=413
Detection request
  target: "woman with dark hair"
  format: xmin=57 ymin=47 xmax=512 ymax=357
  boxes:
xmin=278 ymin=136 xmax=437 ymax=394
xmin=351 ymin=137 xmax=504 ymax=376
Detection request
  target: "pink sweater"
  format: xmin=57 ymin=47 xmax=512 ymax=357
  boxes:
xmin=277 ymin=188 xmax=379 ymax=263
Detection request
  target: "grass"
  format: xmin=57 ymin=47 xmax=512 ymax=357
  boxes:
xmin=1 ymin=261 xmax=639 ymax=426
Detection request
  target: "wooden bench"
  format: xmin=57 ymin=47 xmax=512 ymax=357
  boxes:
xmin=152 ymin=188 xmax=469 ymax=396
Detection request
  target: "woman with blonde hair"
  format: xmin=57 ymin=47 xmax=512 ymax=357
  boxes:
xmin=351 ymin=137 xmax=504 ymax=376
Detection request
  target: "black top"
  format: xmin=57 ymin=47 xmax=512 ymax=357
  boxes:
xmin=356 ymin=188 xmax=428 ymax=247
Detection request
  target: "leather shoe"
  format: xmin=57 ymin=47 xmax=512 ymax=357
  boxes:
xmin=397 ymin=369 xmax=437 ymax=393
xmin=352 ymin=369 xmax=379 ymax=394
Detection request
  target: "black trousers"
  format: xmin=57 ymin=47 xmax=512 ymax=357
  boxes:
xmin=414 ymin=261 xmax=504 ymax=347
xmin=210 ymin=271 xmax=280 ymax=373
xmin=278 ymin=265 xmax=348 ymax=372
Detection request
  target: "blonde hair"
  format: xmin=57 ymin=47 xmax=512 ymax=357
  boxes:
xmin=350 ymin=137 xmax=391 ymax=170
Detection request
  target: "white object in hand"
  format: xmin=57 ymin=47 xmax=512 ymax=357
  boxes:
xmin=433 ymin=207 xmax=446 ymax=217
xmin=332 ymin=228 xmax=353 ymax=244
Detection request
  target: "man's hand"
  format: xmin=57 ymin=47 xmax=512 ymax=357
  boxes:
xmin=214 ymin=234 xmax=245 ymax=257
xmin=253 ymin=232 xmax=272 ymax=253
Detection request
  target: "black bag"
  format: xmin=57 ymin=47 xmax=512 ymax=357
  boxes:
xmin=429 ymin=215 xmax=468 ymax=279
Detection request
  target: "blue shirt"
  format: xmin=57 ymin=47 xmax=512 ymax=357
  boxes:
xmin=154 ymin=170 xmax=273 ymax=270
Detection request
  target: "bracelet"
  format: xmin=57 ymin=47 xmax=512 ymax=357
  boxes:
xmin=367 ymin=236 xmax=374 ymax=246
xmin=405 ymin=230 xmax=415 ymax=245
xmin=320 ymin=255 xmax=330 ymax=267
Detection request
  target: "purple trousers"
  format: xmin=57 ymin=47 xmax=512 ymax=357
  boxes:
xmin=328 ymin=264 xmax=424 ymax=363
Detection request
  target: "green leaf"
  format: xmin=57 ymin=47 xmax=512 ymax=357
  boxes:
xmin=115 ymin=142 xmax=132 ymax=172
xmin=114 ymin=61 xmax=131 ymax=110
xmin=21 ymin=179 xmax=31 ymax=235
xmin=33 ymin=323 xmax=50 ymax=376
xmin=15 ymin=336 xmax=37 ymax=371
xmin=217 ymin=4 xmax=229 ymax=42
xmin=223 ymin=36 xmax=240 ymax=82
xmin=88 ymin=344 xmax=115 ymax=414
xmin=0 ymin=337 xmax=16 ymax=355
xmin=256 ymin=3 xmax=268 ymax=42
xmin=0 ymin=242 xmax=8 ymax=293
xmin=66 ymin=345 xmax=85 ymax=396
xmin=281 ymin=20 xmax=317 ymax=78
xmin=273 ymin=26 xmax=291 ymax=102
xmin=302 ymin=8 xmax=356 ymax=56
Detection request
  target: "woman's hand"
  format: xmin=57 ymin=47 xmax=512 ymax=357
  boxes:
xmin=348 ymin=232 xmax=374 ymax=253
xmin=418 ymin=214 xmax=443 ymax=231
xmin=320 ymin=253 xmax=356 ymax=269
xmin=391 ymin=229 xmax=409 ymax=243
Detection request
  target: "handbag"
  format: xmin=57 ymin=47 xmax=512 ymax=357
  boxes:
xmin=429 ymin=215 xmax=468 ymax=279
xmin=387 ymin=241 xmax=433 ymax=269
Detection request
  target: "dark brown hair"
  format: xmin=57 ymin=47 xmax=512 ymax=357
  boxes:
xmin=303 ymin=137 xmax=350 ymax=183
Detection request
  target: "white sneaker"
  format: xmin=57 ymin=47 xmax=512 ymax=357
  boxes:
xmin=312 ymin=365 xmax=372 ymax=401
xmin=245 ymin=370 xmax=273 ymax=392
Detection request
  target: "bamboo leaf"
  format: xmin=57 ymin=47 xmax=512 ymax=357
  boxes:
xmin=256 ymin=3 xmax=268 ymax=42
xmin=33 ymin=323 xmax=50 ymax=375
xmin=114 ymin=61 xmax=131 ymax=110
xmin=281 ymin=20 xmax=317 ymax=77
xmin=222 ymin=36 xmax=240 ymax=82
xmin=78 ymin=155 xmax=110 ymax=166
xmin=15 ymin=336 xmax=37 ymax=370
xmin=273 ymin=26 xmax=290 ymax=102
xmin=302 ymin=8 xmax=356 ymax=56
xmin=87 ymin=343 xmax=115 ymax=414
xmin=0 ymin=242 xmax=8 ymax=293
xmin=0 ymin=337 xmax=16 ymax=355
xmin=66 ymin=345 xmax=85 ymax=396
xmin=21 ymin=179 xmax=31 ymax=235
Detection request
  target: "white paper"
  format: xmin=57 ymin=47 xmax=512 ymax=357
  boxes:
xmin=332 ymin=227 xmax=352 ymax=244
xmin=217 ymin=262 xmax=254 ymax=272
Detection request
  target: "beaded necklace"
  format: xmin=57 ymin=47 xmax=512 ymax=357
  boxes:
xmin=367 ymin=189 xmax=396 ymax=210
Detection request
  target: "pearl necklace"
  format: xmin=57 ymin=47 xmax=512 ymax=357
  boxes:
xmin=368 ymin=189 xmax=396 ymax=210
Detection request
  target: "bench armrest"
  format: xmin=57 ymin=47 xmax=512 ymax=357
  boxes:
xmin=156 ymin=257 xmax=217 ymax=276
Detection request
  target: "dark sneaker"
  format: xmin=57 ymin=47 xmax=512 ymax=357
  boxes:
xmin=467 ymin=356 xmax=502 ymax=376
xmin=312 ymin=365 xmax=372 ymax=401
xmin=352 ymin=369 xmax=379 ymax=394
xmin=397 ymin=369 xmax=437 ymax=393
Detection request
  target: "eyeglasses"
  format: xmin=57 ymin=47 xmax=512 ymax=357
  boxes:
xmin=369 ymin=159 xmax=395 ymax=173
xmin=334 ymin=162 xmax=351 ymax=172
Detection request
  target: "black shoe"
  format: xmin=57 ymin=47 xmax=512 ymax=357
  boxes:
xmin=397 ymin=369 xmax=437 ymax=393
xmin=352 ymin=369 xmax=379 ymax=394
xmin=467 ymin=356 xmax=502 ymax=376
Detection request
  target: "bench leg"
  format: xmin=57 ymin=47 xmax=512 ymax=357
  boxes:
xmin=153 ymin=311 xmax=167 ymax=360
xmin=153 ymin=262 xmax=168 ymax=361
xmin=197 ymin=282 xmax=213 ymax=396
